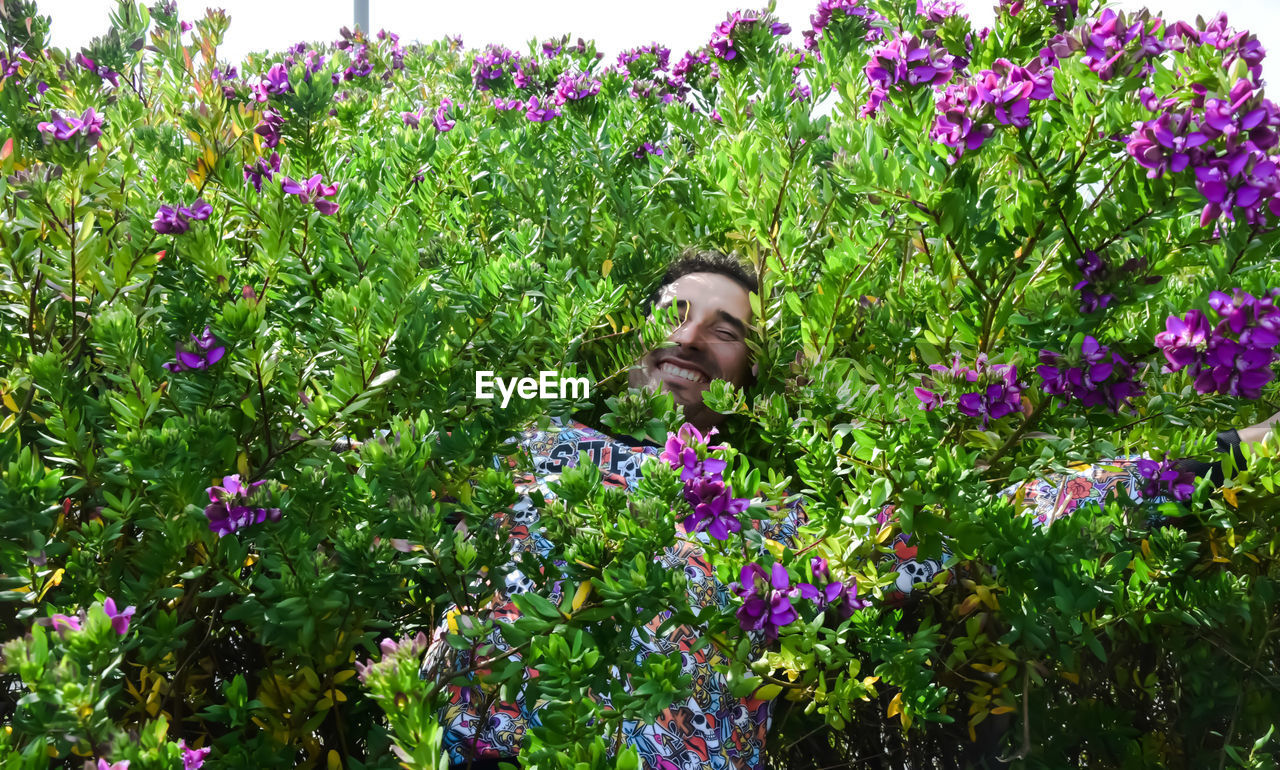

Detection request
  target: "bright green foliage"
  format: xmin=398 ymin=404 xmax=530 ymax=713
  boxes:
xmin=2 ymin=0 xmax=1279 ymax=768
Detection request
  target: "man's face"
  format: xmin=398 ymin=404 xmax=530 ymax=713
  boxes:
xmin=629 ymin=271 xmax=754 ymax=431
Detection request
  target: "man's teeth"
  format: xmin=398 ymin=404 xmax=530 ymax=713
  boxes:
xmin=661 ymin=363 xmax=707 ymax=383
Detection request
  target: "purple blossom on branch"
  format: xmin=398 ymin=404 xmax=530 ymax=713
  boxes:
xmin=1037 ymin=336 xmax=1144 ymax=412
xmin=1156 ymin=290 xmax=1280 ymax=398
xmin=281 ymin=174 xmax=340 ymax=215
xmin=163 ymin=326 xmax=226 ymax=372
xmin=433 ymin=98 xmax=456 ymax=133
xmin=75 ymin=52 xmax=121 ymax=87
xmin=177 ymin=741 xmax=211 ymax=770
xmin=243 ymin=152 xmax=281 ymax=192
xmin=252 ymin=63 xmax=291 ymax=102
xmin=732 ymin=562 xmax=799 ymax=639
xmin=37 ymin=107 xmax=104 ymax=146
xmin=524 ymin=95 xmax=561 ymax=123
xmin=861 ymin=33 xmax=955 ymax=117
xmin=204 ymin=474 xmax=281 ymax=537
xmin=681 ymin=475 xmax=749 ymax=540
xmin=103 ymin=597 xmax=136 ymax=635
xmin=1135 ymin=455 xmax=1197 ymax=502
xmin=254 ymin=109 xmax=284 ymax=148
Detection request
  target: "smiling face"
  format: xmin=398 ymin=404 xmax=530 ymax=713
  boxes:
xmin=628 ymin=271 xmax=755 ymax=431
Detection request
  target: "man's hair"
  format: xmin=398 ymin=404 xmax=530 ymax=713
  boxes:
xmin=642 ymin=249 xmax=758 ymax=312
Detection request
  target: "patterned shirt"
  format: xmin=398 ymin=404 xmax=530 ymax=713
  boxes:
xmin=423 ymin=421 xmax=1187 ymax=767
xmin=422 ymin=416 xmax=802 ymax=769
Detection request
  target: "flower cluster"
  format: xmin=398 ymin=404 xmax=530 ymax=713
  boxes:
xmin=733 ymin=559 xmax=869 ymax=639
xmin=433 ymin=98 xmax=456 ymax=133
xmin=1135 ymin=455 xmax=1197 ymax=502
xmin=152 ymin=198 xmax=212 ymax=235
xmin=251 ymin=63 xmax=291 ymax=102
xmin=281 ymin=174 xmax=340 ymax=215
xmin=914 ymin=353 xmax=1026 ymax=428
xmin=1126 ymin=75 xmax=1279 ymax=227
xmin=660 ymin=424 xmax=750 ymax=541
xmin=798 ymin=557 xmax=870 ymax=617
xmin=163 ymin=326 xmax=226 ymax=372
xmin=1072 ymin=249 xmax=1160 ymax=313
xmin=553 ymin=71 xmax=602 ymax=104
xmin=804 ymin=0 xmax=885 ymax=52
xmin=916 ymin=0 xmax=965 ymax=24
xmin=633 ymin=142 xmax=664 ymax=159
xmin=524 ymin=95 xmax=561 ymax=123
xmin=76 ymin=52 xmax=121 ymax=87
xmin=254 ymin=108 xmax=284 ymax=148
xmin=1155 ymin=289 xmax=1280 ymax=398
xmin=1037 ymin=336 xmax=1143 ymax=412
xmin=204 ymin=474 xmax=281 ymax=537
xmin=707 ymin=9 xmax=785 ymax=62
xmin=243 ymin=152 xmax=281 ymax=193
xmin=1078 ymin=9 xmax=1165 ymax=80
xmin=355 ymin=632 xmax=429 ymax=684
xmin=212 ymin=65 xmax=239 ymax=99
xmin=930 ymin=58 xmax=1055 ymax=160
xmin=471 ymin=44 xmax=517 ymax=91
xmin=46 ymin=597 xmax=135 ymax=638
xmin=617 ymin=43 xmax=671 ymax=78
xmin=37 ymin=107 xmax=104 ymax=149
xmin=177 ymin=741 xmax=211 ymax=770
xmin=861 ymin=33 xmax=955 ymax=117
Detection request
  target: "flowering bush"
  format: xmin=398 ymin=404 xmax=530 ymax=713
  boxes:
xmin=2 ymin=0 xmax=1280 ymax=768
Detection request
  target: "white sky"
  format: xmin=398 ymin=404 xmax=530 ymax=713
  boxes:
xmin=37 ymin=0 xmax=1280 ymax=74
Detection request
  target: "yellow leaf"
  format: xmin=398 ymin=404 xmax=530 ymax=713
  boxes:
xmin=332 ymin=669 xmax=357 ymax=685
xmin=328 ymin=750 xmax=343 ymax=770
xmin=887 ymin=691 xmax=903 ymax=718
xmin=601 ymin=259 xmax=613 ymax=278
xmin=2 ymin=392 xmax=17 ymax=412
xmin=37 ymin=568 xmax=65 ymax=601
xmin=237 ymin=451 xmax=250 ymax=477
xmin=1061 ymin=670 xmax=1080 ymax=684
xmin=1222 ymin=486 xmax=1239 ymax=508
xmin=754 ymin=684 xmax=783 ymax=700
xmin=1140 ymin=539 xmax=1151 ymax=560
xmin=991 ymin=705 xmax=1016 ymax=715
xmin=571 ymin=581 xmax=592 ymax=612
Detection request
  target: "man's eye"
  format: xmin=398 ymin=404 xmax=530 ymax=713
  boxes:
xmin=717 ymin=329 xmax=739 ymax=341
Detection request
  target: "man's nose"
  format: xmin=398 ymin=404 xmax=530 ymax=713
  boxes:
xmin=667 ymin=316 xmax=704 ymax=349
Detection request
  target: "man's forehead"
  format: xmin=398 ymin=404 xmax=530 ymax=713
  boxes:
xmin=656 ymin=272 xmax=753 ymax=320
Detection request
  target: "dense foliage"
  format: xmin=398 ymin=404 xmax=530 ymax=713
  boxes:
xmin=2 ymin=0 xmax=1279 ymax=768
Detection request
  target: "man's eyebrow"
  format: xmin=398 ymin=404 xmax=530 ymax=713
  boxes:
xmin=716 ymin=309 xmax=747 ymax=336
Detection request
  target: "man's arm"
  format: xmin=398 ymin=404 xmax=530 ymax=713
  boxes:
xmin=1172 ymin=410 xmax=1280 ymax=486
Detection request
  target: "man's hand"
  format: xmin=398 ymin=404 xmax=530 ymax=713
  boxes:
xmin=1237 ymin=409 xmax=1280 ymax=448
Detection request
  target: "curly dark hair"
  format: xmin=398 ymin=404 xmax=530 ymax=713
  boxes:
xmin=642 ymin=249 xmax=758 ymax=312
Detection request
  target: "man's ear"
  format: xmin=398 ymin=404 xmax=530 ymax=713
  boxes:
xmin=751 ymin=361 xmax=759 ymax=379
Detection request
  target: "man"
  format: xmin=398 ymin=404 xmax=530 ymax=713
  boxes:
xmin=423 ymin=250 xmax=795 ymax=770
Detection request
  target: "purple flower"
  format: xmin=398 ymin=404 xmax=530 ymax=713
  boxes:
xmin=660 ymin=423 xmax=727 ymax=481
xmin=204 ymin=474 xmax=280 ymax=537
xmin=76 ymin=52 xmax=121 ymax=87
xmin=243 ymin=152 xmax=281 ymax=192
xmin=1037 ymin=336 xmax=1144 ymax=412
xmin=49 ymin=613 xmax=82 ymax=636
xmin=1155 ymin=310 xmax=1212 ymax=372
xmin=1135 ymin=456 xmax=1197 ymax=502
xmin=861 ymin=33 xmax=955 ymax=117
xmin=524 ymin=95 xmax=561 ymax=123
xmin=152 ymin=205 xmax=190 ymax=235
xmin=956 ymin=365 xmax=1024 ymax=428
xmin=433 ymin=98 xmax=456 ymax=133
xmin=180 ymin=199 xmax=212 ymax=221
xmin=163 ymin=326 xmax=227 ymax=372
xmin=252 ymin=63 xmax=291 ymax=102
xmin=96 ymin=760 xmax=129 ymax=770
xmin=493 ymin=97 xmax=525 ymax=112
xmin=37 ymin=107 xmax=104 ymax=146
xmin=681 ymin=476 xmax=748 ymax=540
xmin=554 ymin=71 xmax=602 ymax=104
xmin=805 ymin=0 xmax=885 ymax=52
xmin=633 ymin=141 xmax=664 ymax=159
xmin=281 ymin=174 xmax=340 ymax=215
xmin=178 ymin=742 xmax=211 ymax=770
xmin=471 ymin=44 xmax=515 ymax=90
xmin=254 ymin=109 xmax=284 ymax=148
xmin=103 ymin=597 xmax=136 ymax=635
xmin=401 ymin=107 xmax=424 ymax=128
xmin=732 ymin=562 xmax=799 ymax=639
